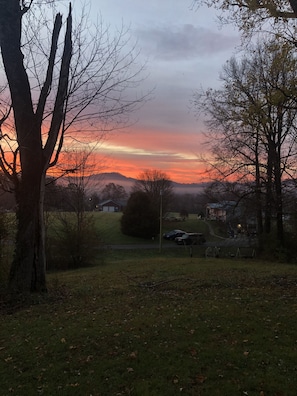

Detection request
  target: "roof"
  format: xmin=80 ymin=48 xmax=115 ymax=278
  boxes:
xmin=207 ymin=201 xmax=236 ymax=209
xmin=99 ymin=199 xmax=121 ymax=206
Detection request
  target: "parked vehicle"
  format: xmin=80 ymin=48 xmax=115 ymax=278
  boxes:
xmin=163 ymin=229 xmax=186 ymax=240
xmin=175 ymin=232 xmax=206 ymax=245
xmin=163 ymin=215 xmax=183 ymax=222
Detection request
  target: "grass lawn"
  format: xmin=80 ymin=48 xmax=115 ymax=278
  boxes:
xmin=45 ymin=211 xmax=215 ymax=246
xmin=91 ymin=212 xmax=215 ymax=245
xmin=1 ymin=254 xmax=297 ymax=395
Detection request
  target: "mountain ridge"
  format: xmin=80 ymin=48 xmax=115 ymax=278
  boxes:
xmin=95 ymin=172 xmax=207 ymax=194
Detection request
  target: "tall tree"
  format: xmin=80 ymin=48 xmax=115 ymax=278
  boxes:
xmin=0 ymin=1 xmax=72 ymax=294
xmin=132 ymin=169 xmax=174 ymax=213
xmin=193 ymin=40 xmax=297 ymax=245
xmin=0 ymin=1 xmax=145 ymax=293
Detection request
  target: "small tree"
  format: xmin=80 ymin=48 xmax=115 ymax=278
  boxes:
xmin=48 ymin=212 xmax=99 ymax=270
xmin=121 ymin=191 xmax=159 ymax=238
xmin=132 ymin=169 xmax=174 ymax=213
xmin=47 ymin=150 xmax=100 ymax=269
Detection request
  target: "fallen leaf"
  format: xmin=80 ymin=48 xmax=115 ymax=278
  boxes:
xmin=190 ymin=348 xmax=197 ymax=356
xmin=172 ymin=375 xmax=179 ymax=384
xmin=195 ymin=374 xmax=207 ymax=384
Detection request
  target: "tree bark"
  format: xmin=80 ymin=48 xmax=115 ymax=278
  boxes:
xmin=9 ymin=167 xmax=47 ymax=293
xmin=254 ymin=130 xmax=263 ymax=235
xmin=264 ymin=140 xmax=273 ymax=234
xmin=0 ymin=1 xmax=72 ymax=293
xmin=274 ymin=112 xmax=284 ymax=246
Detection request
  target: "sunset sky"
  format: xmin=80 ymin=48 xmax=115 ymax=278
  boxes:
xmin=86 ymin=0 xmax=241 ymax=183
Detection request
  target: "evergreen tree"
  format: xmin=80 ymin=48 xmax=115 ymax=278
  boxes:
xmin=121 ymin=191 xmax=159 ymax=238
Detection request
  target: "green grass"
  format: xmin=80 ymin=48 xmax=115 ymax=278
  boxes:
xmin=45 ymin=211 xmax=215 ymax=246
xmin=1 ymin=255 xmax=297 ymax=395
xmin=93 ymin=212 xmax=214 ymax=245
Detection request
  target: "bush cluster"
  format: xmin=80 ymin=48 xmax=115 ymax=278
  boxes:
xmin=121 ymin=191 xmax=159 ymax=239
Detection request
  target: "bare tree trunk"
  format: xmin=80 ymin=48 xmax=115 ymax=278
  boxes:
xmin=264 ymin=140 xmax=274 ymax=234
xmin=275 ymin=169 xmax=284 ymax=245
xmin=255 ymin=169 xmax=263 ymax=235
xmin=5 ymin=136 xmax=48 ymax=292
xmin=255 ymin=129 xmax=263 ymax=235
xmin=9 ymin=155 xmax=47 ymax=292
xmin=274 ymin=128 xmax=284 ymax=246
xmin=0 ymin=2 xmax=72 ymax=293
xmin=264 ymin=178 xmax=272 ymax=234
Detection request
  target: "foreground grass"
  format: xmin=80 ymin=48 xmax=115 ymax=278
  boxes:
xmin=1 ymin=255 xmax=297 ymax=395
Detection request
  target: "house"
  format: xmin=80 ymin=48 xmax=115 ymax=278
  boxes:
xmin=206 ymin=201 xmax=237 ymax=222
xmin=98 ymin=199 xmax=122 ymax=212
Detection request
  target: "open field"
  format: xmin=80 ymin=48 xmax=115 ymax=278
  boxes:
xmin=84 ymin=212 xmax=217 ymax=245
xmin=10 ymin=211 xmax=222 ymax=247
xmin=0 ymin=211 xmax=231 ymax=285
xmin=1 ymin=254 xmax=297 ymax=395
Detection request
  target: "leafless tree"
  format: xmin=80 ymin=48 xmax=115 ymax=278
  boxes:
xmin=193 ymin=40 xmax=297 ymax=245
xmin=0 ymin=1 xmax=147 ymax=293
xmin=132 ymin=169 xmax=174 ymax=213
xmin=48 ymin=149 xmax=100 ymax=269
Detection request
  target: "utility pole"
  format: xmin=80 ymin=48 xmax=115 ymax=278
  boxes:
xmin=159 ymin=189 xmax=163 ymax=253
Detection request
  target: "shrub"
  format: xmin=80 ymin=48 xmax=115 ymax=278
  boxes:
xmin=0 ymin=212 xmax=15 ymax=288
xmin=121 ymin=191 xmax=159 ymax=238
xmin=46 ymin=212 xmax=101 ymax=270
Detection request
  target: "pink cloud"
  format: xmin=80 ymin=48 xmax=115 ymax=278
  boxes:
xmin=98 ymin=125 xmax=208 ymax=183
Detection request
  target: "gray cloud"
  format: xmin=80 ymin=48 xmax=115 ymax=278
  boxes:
xmin=135 ymin=24 xmax=239 ymax=61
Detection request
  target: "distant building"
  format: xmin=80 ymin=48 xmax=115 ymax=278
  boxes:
xmin=206 ymin=201 xmax=237 ymax=222
xmin=98 ymin=199 xmax=122 ymax=212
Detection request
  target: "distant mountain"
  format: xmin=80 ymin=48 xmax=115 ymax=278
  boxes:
xmin=90 ymin=172 xmax=207 ymax=194
xmin=98 ymin=172 xmax=135 ymax=184
xmin=88 ymin=172 xmax=136 ymax=192
xmin=171 ymin=180 xmax=209 ymax=194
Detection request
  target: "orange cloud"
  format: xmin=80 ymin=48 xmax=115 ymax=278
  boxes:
xmin=95 ymin=126 xmax=209 ymax=183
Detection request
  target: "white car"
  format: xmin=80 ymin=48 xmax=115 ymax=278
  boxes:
xmin=175 ymin=232 xmax=206 ymax=245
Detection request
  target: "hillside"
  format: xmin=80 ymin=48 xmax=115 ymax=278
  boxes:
xmin=89 ymin=172 xmax=207 ymax=194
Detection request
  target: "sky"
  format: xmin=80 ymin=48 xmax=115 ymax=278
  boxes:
xmin=82 ymin=0 xmax=241 ymax=183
